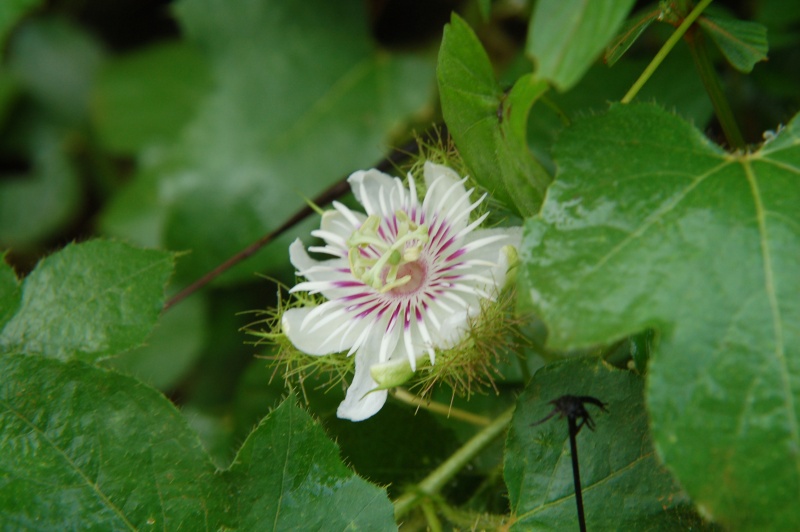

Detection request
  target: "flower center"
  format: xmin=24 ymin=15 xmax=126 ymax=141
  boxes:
xmin=347 ymin=210 xmax=429 ymax=293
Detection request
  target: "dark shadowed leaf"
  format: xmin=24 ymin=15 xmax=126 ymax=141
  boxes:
xmin=0 ymin=255 xmax=19 ymax=329
xmin=699 ymin=14 xmax=768 ymax=73
xmin=504 ymin=357 xmax=700 ymax=530
xmin=605 ymin=4 xmax=661 ymax=66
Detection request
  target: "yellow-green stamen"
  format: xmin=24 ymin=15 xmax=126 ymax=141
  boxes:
xmin=348 ymin=210 xmax=429 ymax=292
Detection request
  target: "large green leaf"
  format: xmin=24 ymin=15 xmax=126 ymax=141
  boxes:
xmin=527 ymin=0 xmax=636 ymax=91
xmin=92 ymin=41 xmax=212 ymax=153
xmin=224 ymin=397 xmax=397 ymax=530
xmin=521 ymin=103 xmax=800 ymax=529
xmin=102 ymin=0 xmax=435 ymax=284
xmin=0 ymin=239 xmax=174 ymax=361
xmin=0 ymin=354 xmax=399 ymax=528
xmin=0 ymin=354 xmax=231 ymax=529
xmin=438 ymin=14 xmax=550 ymax=217
xmin=505 ymin=357 xmax=696 ymax=530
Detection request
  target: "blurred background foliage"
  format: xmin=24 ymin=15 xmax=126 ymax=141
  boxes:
xmin=1 ymin=0 xmax=798 ymax=509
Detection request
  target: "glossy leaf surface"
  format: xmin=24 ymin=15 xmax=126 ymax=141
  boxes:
xmin=521 ymin=104 xmax=800 ymax=529
xmin=0 ymin=239 xmax=174 ymax=361
xmin=0 ymin=354 xmax=230 ymax=529
xmin=225 ymin=398 xmax=397 ymax=530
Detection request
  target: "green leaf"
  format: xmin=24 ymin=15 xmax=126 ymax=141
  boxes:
xmin=8 ymin=17 xmax=104 ymax=124
xmin=521 ymin=104 xmax=800 ymax=529
xmin=0 ymin=255 xmax=20 ymax=329
xmin=108 ymin=0 xmax=435 ymax=284
xmin=505 ymin=357 xmax=695 ymax=529
xmin=698 ymin=14 xmax=769 ymax=73
xmin=92 ymin=41 xmax=212 ymax=153
xmin=225 ymin=397 xmax=396 ymax=529
xmin=0 ymin=124 xmax=82 ymax=247
xmin=527 ymin=0 xmax=636 ymax=90
xmin=0 ymin=239 xmax=174 ymax=361
xmin=0 ymin=0 xmax=42 ymax=48
xmin=605 ymin=5 xmax=661 ymax=66
xmin=101 ymin=293 xmax=207 ymax=391
xmin=438 ymin=14 xmax=550 ymax=217
xmin=0 ymin=354 xmax=231 ymax=529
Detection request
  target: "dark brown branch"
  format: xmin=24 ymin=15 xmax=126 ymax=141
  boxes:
xmin=163 ymin=131 xmax=434 ymax=311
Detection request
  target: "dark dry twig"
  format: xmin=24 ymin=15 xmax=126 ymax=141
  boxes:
xmin=533 ymin=395 xmax=608 ymax=532
xmin=163 ymin=131 xmax=437 ymax=311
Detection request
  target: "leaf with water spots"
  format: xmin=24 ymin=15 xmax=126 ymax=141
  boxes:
xmin=520 ymin=103 xmax=800 ymax=529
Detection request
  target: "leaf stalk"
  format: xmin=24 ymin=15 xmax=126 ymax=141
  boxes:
xmin=621 ymin=0 xmax=714 ymax=104
xmin=685 ymin=27 xmax=746 ymax=149
xmin=393 ymin=405 xmax=514 ymax=520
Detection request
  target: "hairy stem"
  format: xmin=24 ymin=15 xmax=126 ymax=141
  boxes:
xmin=621 ymin=0 xmax=713 ymax=104
xmin=391 ymin=388 xmax=492 ymax=426
xmin=393 ymin=405 xmax=514 ymax=520
xmin=685 ymin=27 xmax=746 ymax=149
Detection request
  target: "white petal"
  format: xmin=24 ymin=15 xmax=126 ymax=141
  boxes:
xmin=332 ymin=201 xmax=366 ymax=228
xmin=458 ymin=227 xmax=521 ymax=262
xmin=282 ymin=306 xmax=364 ymax=355
xmin=423 ymin=161 xmax=463 ymax=190
xmin=289 ymin=239 xmax=358 ymax=301
xmin=348 ymin=169 xmax=398 ymax=216
xmin=337 ymin=348 xmax=388 ymax=421
xmin=312 ymin=208 xmax=362 ymax=248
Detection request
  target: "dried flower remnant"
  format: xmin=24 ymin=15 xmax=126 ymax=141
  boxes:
xmin=282 ymin=162 xmax=520 ymax=421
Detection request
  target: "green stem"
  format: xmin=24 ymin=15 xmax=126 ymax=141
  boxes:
xmin=421 ymin=500 xmax=443 ymax=532
xmin=621 ymin=0 xmax=714 ymax=104
xmin=391 ymin=388 xmax=492 ymax=426
xmin=685 ymin=28 xmax=746 ymax=149
xmin=393 ymin=405 xmax=515 ymax=520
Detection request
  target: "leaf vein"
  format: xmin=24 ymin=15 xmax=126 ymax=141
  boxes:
xmin=0 ymin=399 xmax=137 ymax=530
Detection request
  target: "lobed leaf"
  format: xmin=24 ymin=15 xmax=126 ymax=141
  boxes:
xmin=698 ymin=14 xmax=769 ymax=73
xmin=224 ymin=397 xmax=397 ymax=530
xmin=527 ymin=0 xmax=636 ymax=90
xmin=438 ymin=14 xmax=550 ymax=217
xmin=0 ymin=239 xmax=174 ymax=361
xmin=0 ymin=354 xmax=231 ymax=529
xmin=521 ymin=103 xmax=800 ymax=529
